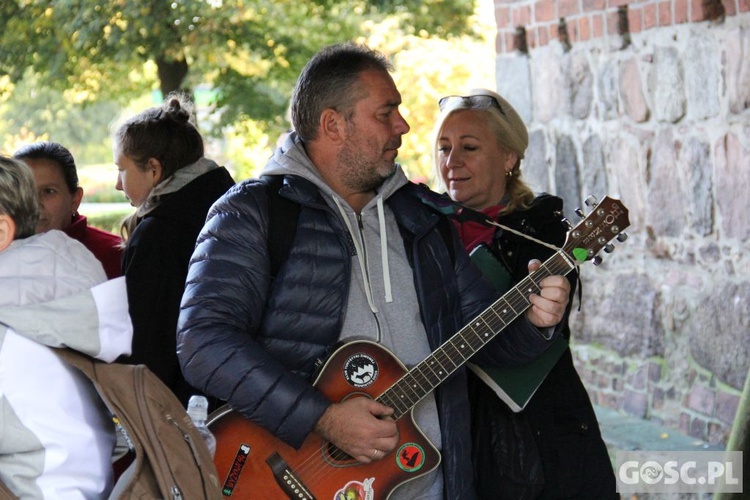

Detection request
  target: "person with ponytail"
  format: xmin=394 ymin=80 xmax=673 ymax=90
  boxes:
xmin=113 ymin=94 xmax=235 ymax=406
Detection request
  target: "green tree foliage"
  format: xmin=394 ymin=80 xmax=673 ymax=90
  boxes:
xmin=0 ymin=70 xmax=120 ymax=164
xmin=1 ymin=0 xmax=495 ymax=192
xmin=0 ymin=0 xmax=476 ymax=134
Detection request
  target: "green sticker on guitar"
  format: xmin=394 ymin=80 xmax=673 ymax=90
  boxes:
xmin=573 ymin=248 xmax=589 ymax=262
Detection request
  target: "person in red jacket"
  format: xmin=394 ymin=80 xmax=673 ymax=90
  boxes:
xmin=14 ymin=141 xmax=123 ymax=279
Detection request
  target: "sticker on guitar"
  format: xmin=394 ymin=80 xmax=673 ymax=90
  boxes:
xmin=335 ymin=478 xmax=375 ymax=500
xmin=343 ymin=353 xmax=379 ymax=388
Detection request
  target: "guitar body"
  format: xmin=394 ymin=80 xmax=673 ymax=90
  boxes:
xmin=208 ymin=341 xmax=441 ymax=499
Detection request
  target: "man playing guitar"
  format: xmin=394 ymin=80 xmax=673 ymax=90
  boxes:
xmin=177 ymin=42 xmax=571 ymax=499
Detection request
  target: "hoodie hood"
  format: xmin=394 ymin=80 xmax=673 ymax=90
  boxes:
xmin=137 ymin=157 xmax=224 ymax=218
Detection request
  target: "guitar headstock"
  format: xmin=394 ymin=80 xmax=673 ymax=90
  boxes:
xmin=563 ymin=195 xmax=630 ymax=265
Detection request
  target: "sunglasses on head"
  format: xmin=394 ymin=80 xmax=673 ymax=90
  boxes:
xmin=438 ymin=94 xmax=506 ymax=116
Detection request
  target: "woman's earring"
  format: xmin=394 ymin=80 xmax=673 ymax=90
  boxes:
xmin=505 ymin=170 xmax=513 ymax=177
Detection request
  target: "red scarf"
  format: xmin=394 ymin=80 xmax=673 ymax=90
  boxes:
xmin=453 ymin=204 xmax=505 ymax=252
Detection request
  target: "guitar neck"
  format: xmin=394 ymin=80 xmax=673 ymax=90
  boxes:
xmin=376 ymin=250 xmax=576 ymax=420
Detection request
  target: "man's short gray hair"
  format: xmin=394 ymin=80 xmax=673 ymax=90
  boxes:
xmin=291 ymin=42 xmax=393 ymax=142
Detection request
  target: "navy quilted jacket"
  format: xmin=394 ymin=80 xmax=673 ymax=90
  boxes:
xmin=177 ymin=174 xmax=554 ymax=499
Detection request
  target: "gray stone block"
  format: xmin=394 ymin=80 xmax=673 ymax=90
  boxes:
xmin=567 ymin=50 xmax=594 ymax=119
xmin=496 ymin=55 xmax=533 ymax=124
xmin=688 ymin=281 xmax=750 ymax=390
xmin=582 ymin=134 xmax=609 ymax=198
xmin=684 ymin=31 xmax=720 ymax=120
xmin=650 ymin=46 xmax=686 ymax=123
xmin=726 ymin=27 xmax=750 ymax=114
xmin=577 ymin=272 xmax=664 ymax=357
xmin=554 ymin=134 xmax=582 ymax=219
xmin=646 ymin=129 xmax=687 ymax=236
xmin=523 ymin=129 xmax=549 ymax=193
xmin=680 ymin=136 xmax=714 ymax=236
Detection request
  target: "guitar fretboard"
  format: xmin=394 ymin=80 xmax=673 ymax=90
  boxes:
xmin=376 ymin=249 xmax=576 ymax=420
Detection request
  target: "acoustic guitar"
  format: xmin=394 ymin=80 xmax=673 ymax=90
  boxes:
xmin=208 ymin=195 xmax=630 ymax=499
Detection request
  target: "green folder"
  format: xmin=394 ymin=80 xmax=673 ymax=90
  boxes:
xmin=469 ymin=243 xmax=568 ymax=412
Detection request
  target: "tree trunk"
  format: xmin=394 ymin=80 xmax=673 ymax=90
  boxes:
xmin=156 ymin=57 xmax=189 ymax=99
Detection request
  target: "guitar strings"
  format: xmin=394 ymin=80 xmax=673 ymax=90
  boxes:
xmin=378 ymin=254 xmax=573 ymax=418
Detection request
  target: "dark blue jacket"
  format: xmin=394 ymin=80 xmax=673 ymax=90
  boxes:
xmin=177 ymin=174 xmax=554 ymax=499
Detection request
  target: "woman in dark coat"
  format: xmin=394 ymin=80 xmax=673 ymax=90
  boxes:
xmin=433 ymin=89 xmax=617 ymax=499
xmin=113 ymin=95 xmax=235 ymax=406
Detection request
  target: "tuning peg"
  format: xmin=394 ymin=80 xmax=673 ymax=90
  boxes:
xmin=561 ymin=217 xmax=572 ymax=229
xmin=592 ymin=255 xmax=603 ymax=266
xmin=584 ymin=195 xmax=598 ymax=207
xmin=603 ymin=243 xmax=614 ymax=253
xmin=617 ymin=232 xmax=628 ymax=242
xmin=574 ymin=207 xmax=585 ymax=218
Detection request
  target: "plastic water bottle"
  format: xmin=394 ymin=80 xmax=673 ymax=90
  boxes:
xmin=187 ymin=395 xmax=216 ymax=458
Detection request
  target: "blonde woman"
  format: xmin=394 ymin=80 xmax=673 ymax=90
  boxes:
xmin=434 ymin=89 xmax=616 ymax=499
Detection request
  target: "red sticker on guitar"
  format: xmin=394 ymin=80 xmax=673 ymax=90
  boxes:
xmin=397 ymin=443 xmax=426 ymax=472
xmin=222 ymin=443 xmax=251 ymax=496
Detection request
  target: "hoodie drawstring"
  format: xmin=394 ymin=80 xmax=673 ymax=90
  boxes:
xmin=377 ymin=197 xmax=393 ymax=303
xmin=333 ymin=197 xmax=379 ymax=315
xmin=332 ymin=196 xmax=394 ymax=314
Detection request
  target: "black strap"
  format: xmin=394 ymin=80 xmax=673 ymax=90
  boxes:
xmin=435 ymin=215 xmax=456 ymax=267
xmin=260 ymin=175 xmax=300 ymax=277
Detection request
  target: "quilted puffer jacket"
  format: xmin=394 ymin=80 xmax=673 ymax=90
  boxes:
xmin=0 ymin=231 xmax=133 ymax=498
xmin=177 ymin=171 xmax=555 ymax=499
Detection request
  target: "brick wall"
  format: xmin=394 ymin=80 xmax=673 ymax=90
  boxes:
xmin=490 ymin=1 xmax=750 ymax=446
xmin=574 ymin=345 xmax=742 ymax=445
xmin=494 ymin=0 xmax=749 ymax=53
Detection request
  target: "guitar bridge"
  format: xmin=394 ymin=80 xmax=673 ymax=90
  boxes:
xmin=266 ymin=452 xmax=316 ymax=500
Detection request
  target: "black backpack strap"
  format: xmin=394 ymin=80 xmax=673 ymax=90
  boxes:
xmin=260 ymin=175 xmax=301 ymax=277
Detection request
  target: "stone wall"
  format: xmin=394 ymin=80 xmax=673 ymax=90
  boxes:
xmin=491 ymin=0 xmax=750 ymax=445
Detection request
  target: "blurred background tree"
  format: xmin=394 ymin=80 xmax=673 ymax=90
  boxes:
xmin=0 ymin=0 xmax=495 ymax=193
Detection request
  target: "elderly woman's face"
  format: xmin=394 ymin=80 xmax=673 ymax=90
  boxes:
xmin=437 ymin=110 xmax=513 ymax=211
